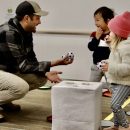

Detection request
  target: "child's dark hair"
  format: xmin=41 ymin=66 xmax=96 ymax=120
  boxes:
xmin=94 ymin=6 xmax=114 ymax=23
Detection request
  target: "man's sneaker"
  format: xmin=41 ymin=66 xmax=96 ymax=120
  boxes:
xmin=0 ymin=102 xmax=21 ymax=112
xmin=0 ymin=113 xmax=5 ymax=123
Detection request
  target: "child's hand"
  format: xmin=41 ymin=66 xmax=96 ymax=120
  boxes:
xmin=105 ymin=35 xmax=111 ymax=44
xmin=101 ymin=60 xmax=109 ymax=72
xmin=96 ymin=27 xmax=103 ymax=39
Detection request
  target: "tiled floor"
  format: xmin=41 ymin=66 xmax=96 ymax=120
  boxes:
xmin=0 ymin=82 xmax=130 ymax=130
xmin=0 ymin=89 xmax=52 ymax=130
xmin=101 ymin=96 xmax=130 ymax=130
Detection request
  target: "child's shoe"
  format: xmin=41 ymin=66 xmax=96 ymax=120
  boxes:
xmin=103 ymin=126 xmax=119 ymax=130
xmin=119 ymin=125 xmax=130 ymax=130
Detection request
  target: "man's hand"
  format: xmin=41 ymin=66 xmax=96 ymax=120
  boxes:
xmin=60 ymin=54 xmax=74 ymax=65
xmin=51 ymin=53 xmax=74 ymax=66
xmin=45 ymin=71 xmax=62 ymax=83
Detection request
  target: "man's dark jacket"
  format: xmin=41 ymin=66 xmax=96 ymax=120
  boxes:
xmin=0 ymin=17 xmax=50 ymax=74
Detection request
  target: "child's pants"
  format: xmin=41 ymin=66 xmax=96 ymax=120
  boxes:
xmin=111 ymin=84 xmax=130 ymax=128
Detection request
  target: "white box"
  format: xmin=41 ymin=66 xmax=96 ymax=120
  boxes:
xmin=51 ymin=80 xmax=102 ymax=130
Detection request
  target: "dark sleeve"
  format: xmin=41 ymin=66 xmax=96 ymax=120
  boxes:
xmin=6 ymin=31 xmax=51 ymax=75
xmin=19 ymin=47 xmax=51 ymax=74
xmin=88 ymin=32 xmax=100 ymax=51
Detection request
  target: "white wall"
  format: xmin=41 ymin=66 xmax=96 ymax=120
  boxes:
xmin=33 ymin=34 xmax=92 ymax=81
xmin=37 ymin=0 xmax=130 ymax=32
xmin=0 ymin=0 xmax=130 ymax=80
xmin=0 ymin=0 xmax=130 ymax=31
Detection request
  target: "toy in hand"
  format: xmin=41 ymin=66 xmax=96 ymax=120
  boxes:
xmin=62 ymin=52 xmax=74 ymax=62
xmin=97 ymin=61 xmax=106 ymax=70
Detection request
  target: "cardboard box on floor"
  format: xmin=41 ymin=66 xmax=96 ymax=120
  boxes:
xmin=51 ymin=80 xmax=102 ymax=130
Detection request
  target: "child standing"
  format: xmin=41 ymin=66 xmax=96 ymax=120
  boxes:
xmin=102 ymin=11 xmax=130 ymax=130
xmin=88 ymin=7 xmax=114 ymax=82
